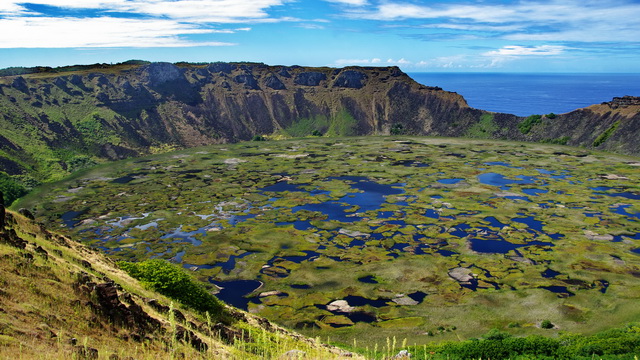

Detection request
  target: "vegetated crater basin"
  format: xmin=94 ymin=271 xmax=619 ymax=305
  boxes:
xmin=19 ymin=137 xmax=640 ymax=344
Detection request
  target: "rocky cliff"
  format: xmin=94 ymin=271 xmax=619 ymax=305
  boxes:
xmin=0 ymin=61 xmax=639 ymax=186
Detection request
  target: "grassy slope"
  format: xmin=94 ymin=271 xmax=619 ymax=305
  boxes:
xmin=0 ymin=210 xmax=360 ymax=359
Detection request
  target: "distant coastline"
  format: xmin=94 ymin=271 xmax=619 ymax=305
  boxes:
xmin=410 ymin=72 xmax=640 ymax=116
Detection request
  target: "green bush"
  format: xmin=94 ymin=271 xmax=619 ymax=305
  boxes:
xmin=541 ymin=319 xmax=554 ymax=329
xmin=0 ymin=172 xmax=28 ymax=206
xmin=390 ymin=123 xmax=404 ymax=135
xmin=251 ymin=135 xmax=266 ymax=141
xmin=408 ymin=323 xmax=640 ymax=359
xmin=546 ymin=112 xmax=557 ymax=119
xmin=118 ymin=259 xmax=225 ymax=318
xmin=518 ymin=114 xmax=542 ymax=134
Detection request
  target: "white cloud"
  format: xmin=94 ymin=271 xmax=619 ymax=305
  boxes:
xmin=1 ymin=0 xmax=288 ymax=22
xmin=0 ymin=0 xmax=287 ymax=48
xmin=484 ymin=45 xmax=567 ymax=57
xmin=0 ymin=17 xmax=235 ymax=48
xmin=324 ymin=0 xmax=368 ymax=6
xmin=344 ymin=0 xmax=640 ymax=43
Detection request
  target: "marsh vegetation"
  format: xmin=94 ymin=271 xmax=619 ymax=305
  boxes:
xmin=16 ymin=136 xmax=640 ymax=347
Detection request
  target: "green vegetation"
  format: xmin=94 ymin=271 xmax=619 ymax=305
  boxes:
xmin=541 ymin=136 xmax=571 ymax=145
xmin=518 ymin=114 xmax=543 ymax=134
xmin=465 ymin=113 xmax=498 ymax=139
xmin=390 ymin=123 xmax=404 ymax=135
xmin=593 ymin=121 xmax=620 ymax=147
xmin=17 ymin=137 xmax=640 ymax=347
xmin=403 ymin=324 xmax=640 ymax=359
xmin=326 ymin=109 xmax=357 ymax=137
xmin=284 ymin=115 xmax=329 ymax=137
xmin=546 ymin=112 xmax=557 ymax=119
xmin=541 ymin=319 xmax=554 ymax=329
xmin=0 ymin=172 xmax=27 ymax=205
xmin=119 ymin=259 xmax=225 ymax=317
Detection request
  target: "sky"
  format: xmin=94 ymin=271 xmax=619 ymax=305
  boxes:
xmin=1 ymin=0 xmax=639 ymax=72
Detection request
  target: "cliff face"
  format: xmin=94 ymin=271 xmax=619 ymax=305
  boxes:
xmin=0 ymin=62 xmax=638 ymax=183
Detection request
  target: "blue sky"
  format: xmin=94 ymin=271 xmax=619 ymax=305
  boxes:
xmin=1 ymin=0 xmax=639 ymax=72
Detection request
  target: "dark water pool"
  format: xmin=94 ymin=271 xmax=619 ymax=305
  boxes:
xmin=478 ymin=173 xmax=538 ymax=187
xmin=209 ymin=279 xmax=262 ymax=310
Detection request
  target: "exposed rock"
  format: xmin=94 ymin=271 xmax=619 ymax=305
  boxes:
xmin=212 ymin=322 xmax=251 ymax=344
xmin=609 ymin=96 xmax=640 ymax=109
xmin=294 ymin=72 xmax=326 ymax=86
xmin=448 ymin=267 xmax=474 ymax=284
xmin=17 ymin=208 xmax=35 ymax=220
xmin=85 ymin=282 xmax=161 ymax=335
xmin=278 ymin=67 xmax=292 ymax=78
xmin=259 ymin=290 xmax=285 ymax=297
xmin=11 ymin=76 xmax=29 ymax=94
xmin=338 ymin=229 xmax=370 ymax=238
xmin=600 ymin=174 xmax=629 ymax=180
xmin=0 ymin=228 xmax=27 ymax=249
xmin=326 ymin=300 xmax=354 ymax=313
xmin=175 ymin=325 xmax=208 ymax=351
xmin=234 ymin=74 xmax=260 ymax=90
xmin=207 ymin=62 xmax=234 ymax=74
xmin=584 ymin=230 xmax=614 ymax=241
xmin=74 ymin=346 xmax=99 ymax=360
xmin=145 ymin=62 xmax=183 ymax=86
xmin=394 ymin=350 xmax=412 ymax=359
xmin=392 ymin=296 xmax=418 ymax=306
xmin=333 ymin=70 xmax=368 ymax=89
xmin=265 ymin=74 xmax=286 ymax=90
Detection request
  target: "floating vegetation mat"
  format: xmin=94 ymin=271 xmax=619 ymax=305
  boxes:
xmin=20 ymin=137 xmax=640 ymax=344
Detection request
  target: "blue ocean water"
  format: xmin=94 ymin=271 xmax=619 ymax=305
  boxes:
xmin=409 ymin=73 xmax=640 ymax=117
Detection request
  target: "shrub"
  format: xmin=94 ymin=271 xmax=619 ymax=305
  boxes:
xmin=251 ymin=135 xmax=266 ymax=141
xmin=390 ymin=123 xmax=404 ymax=135
xmin=518 ymin=114 xmax=542 ymax=134
xmin=541 ymin=319 xmax=554 ymax=329
xmin=546 ymin=112 xmax=557 ymax=119
xmin=0 ymin=172 xmax=28 ymax=206
xmin=118 ymin=259 xmax=225 ymax=317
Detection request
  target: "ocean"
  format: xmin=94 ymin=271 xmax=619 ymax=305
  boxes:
xmin=409 ymin=73 xmax=640 ymax=117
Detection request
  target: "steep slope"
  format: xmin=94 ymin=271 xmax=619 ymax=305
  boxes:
xmin=0 ymin=192 xmax=360 ymax=359
xmin=0 ymin=61 xmax=639 ymax=189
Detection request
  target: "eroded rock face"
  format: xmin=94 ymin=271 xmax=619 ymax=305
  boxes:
xmin=265 ymin=74 xmax=286 ymax=90
xmin=294 ymin=72 xmax=326 ymax=86
xmin=234 ymin=74 xmax=260 ymax=90
xmin=11 ymin=76 xmax=29 ymax=94
xmin=145 ymin=62 xmax=183 ymax=86
xmin=333 ymin=70 xmax=368 ymax=89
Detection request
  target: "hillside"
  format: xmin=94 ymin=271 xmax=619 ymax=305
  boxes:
xmin=0 ymin=195 xmax=361 ymax=359
xmin=1 ymin=61 xmax=639 ymax=195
